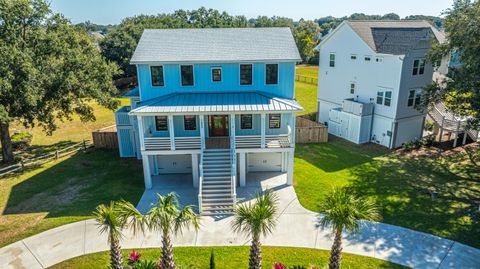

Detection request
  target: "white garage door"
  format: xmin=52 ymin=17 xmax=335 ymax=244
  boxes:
xmin=157 ymin=154 xmax=192 ymax=174
xmin=247 ymin=153 xmax=282 ymax=172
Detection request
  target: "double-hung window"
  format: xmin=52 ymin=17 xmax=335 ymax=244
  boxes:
xmin=155 ymin=116 xmax=168 ymax=131
xmin=240 ymin=64 xmax=253 ymax=85
xmin=376 ymin=91 xmax=384 ymax=105
xmin=183 ymin=115 xmax=196 ymax=130
xmin=413 ymin=59 xmax=426 ymax=75
xmin=384 ymin=91 xmax=392 ymax=107
xmin=265 ymin=64 xmax=278 ymax=85
xmin=408 ymin=89 xmax=423 ymax=107
xmin=211 ymin=67 xmax=222 ymax=82
xmin=329 ymin=53 xmax=335 ymax=67
xmin=150 ymin=66 xmax=164 ymax=86
xmin=240 ymin=114 xmax=253 ymax=129
xmin=268 ymin=114 xmax=281 ymax=129
xmin=350 ymin=83 xmax=355 ymax=94
xmin=180 ymin=65 xmax=194 ymax=86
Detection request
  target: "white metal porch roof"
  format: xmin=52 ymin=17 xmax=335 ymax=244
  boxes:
xmin=129 ymin=92 xmax=304 ymax=115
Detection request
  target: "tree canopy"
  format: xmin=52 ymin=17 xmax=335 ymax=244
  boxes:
xmin=426 ymin=0 xmax=480 ymax=128
xmin=0 ymin=0 xmax=120 ymax=162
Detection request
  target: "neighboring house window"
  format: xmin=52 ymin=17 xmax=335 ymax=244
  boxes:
xmin=376 ymin=91 xmax=384 ymax=105
xmin=364 ymin=56 xmax=372 ymax=61
xmin=268 ymin=114 xmax=281 ymax=129
xmin=413 ymin=59 xmax=426 ymax=75
xmin=376 ymin=57 xmax=383 ymax=63
xmin=155 ymin=116 xmax=168 ymax=131
xmin=240 ymin=114 xmax=253 ymax=129
xmin=350 ymin=83 xmax=355 ymax=94
xmin=184 ymin=115 xmax=196 ymax=130
xmin=212 ymin=67 xmax=222 ymax=82
xmin=350 ymin=55 xmax=357 ymax=60
xmin=180 ymin=65 xmax=194 ymax=86
xmin=329 ymin=53 xmax=335 ymax=67
xmin=240 ymin=64 xmax=253 ymax=85
xmin=265 ymin=64 xmax=278 ymax=85
xmin=408 ymin=89 xmax=423 ymax=107
xmin=384 ymin=91 xmax=392 ymax=107
xmin=150 ymin=66 xmax=164 ymax=86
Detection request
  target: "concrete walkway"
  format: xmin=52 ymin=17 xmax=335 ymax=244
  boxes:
xmin=1 ymin=173 xmax=479 ymax=269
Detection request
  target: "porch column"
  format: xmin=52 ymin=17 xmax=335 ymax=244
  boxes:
xmin=286 ymin=150 xmax=294 ymax=185
xmin=136 ymin=115 xmax=145 ymax=151
xmin=168 ymin=115 xmax=175 ymax=150
xmin=192 ymin=154 xmax=199 ymax=188
xmin=142 ymin=153 xmax=152 ymax=189
xmin=230 ymin=114 xmax=236 ymax=148
xmin=152 ymin=155 xmax=158 ymax=176
xmin=281 ymin=152 xmax=287 ymax=172
xmin=239 ymin=152 xmax=246 ymax=187
xmin=261 ymin=113 xmax=266 ymax=148
xmin=199 ymin=115 xmax=205 ymax=149
xmin=290 ymin=112 xmax=296 ymax=147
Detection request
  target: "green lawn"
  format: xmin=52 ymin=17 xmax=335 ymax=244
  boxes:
xmin=50 ymin=246 xmax=406 ymax=269
xmin=296 ymin=64 xmax=319 ymax=77
xmin=294 ymin=64 xmax=319 ymax=116
xmin=294 ymin=137 xmax=480 ymax=248
xmin=0 ymin=149 xmax=144 ymax=248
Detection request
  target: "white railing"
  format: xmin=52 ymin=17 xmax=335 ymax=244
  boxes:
xmin=235 ymin=134 xmax=291 ymax=149
xmin=144 ymin=137 xmax=171 ymax=150
xmin=230 ymin=135 xmax=237 ymax=207
xmin=175 ymin=137 xmax=201 ymax=149
xmin=198 ymin=138 xmax=205 ymax=213
xmin=235 ymin=135 xmax=262 ymax=148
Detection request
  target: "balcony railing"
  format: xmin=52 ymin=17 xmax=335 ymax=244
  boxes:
xmin=235 ymin=134 xmax=291 ymax=148
xmin=175 ymin=137 xmax=201 ymax=149
xmin=144 ymin=136 xmax=201 ymax=151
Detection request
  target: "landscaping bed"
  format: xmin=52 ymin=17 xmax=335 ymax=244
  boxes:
xmin=49 ymin=246 xmax=406 ymax=269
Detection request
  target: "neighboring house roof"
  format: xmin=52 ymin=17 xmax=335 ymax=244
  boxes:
xmin=122 ymin=87 xmax=140 ymax=98
xmin=347 ymin=20 xmax=445 ymax=55
xmin=130 ymin=28 xmax=302 ymax=64
xmin=129 ymin=92 xmax=304 ymax=115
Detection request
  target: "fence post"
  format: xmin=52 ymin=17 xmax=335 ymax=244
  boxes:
xmin=55 ymin=150 xmax=59 ymax=160
xmin=83 ymin=139 xmax=87 ymax=151
xmin=20 ymin=159 xmax=25 ymax=171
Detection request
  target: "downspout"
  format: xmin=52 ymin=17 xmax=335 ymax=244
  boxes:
xmin=389 ymin=121 xmax=398 ymax=149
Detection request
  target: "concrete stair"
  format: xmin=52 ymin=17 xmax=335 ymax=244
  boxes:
xmin=200 ymin=149 xmax=234 ymax=215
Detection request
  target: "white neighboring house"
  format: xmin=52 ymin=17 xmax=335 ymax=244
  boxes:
xmin=316 ymin=20 xmax=445 ymax=148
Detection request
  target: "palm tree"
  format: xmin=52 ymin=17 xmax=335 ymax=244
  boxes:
xmin=231 ymin=190 xmax=278 ymax=269
xmin=146 ymin=192 xmax=200 ymax=269
xmin=318 ymin=188 xmax=381 ymax=269
xmin=92 ymin=201 xmax=126 ymax=269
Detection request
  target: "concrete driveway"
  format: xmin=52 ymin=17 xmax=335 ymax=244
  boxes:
xmin=1 ymin=172 xmax=479 ymax=268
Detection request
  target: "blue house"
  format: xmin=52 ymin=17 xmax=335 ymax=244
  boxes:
xmin=115 ymin=28 xmax=303 ymax=214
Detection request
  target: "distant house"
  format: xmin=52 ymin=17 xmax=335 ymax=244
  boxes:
xmin=316 ymin=20 xmax=444 ymax=148
xmin=115 ymin=28 xmax=303 ymax=214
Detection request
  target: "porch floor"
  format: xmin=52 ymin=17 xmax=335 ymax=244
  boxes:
xmin=206 ymin=137 xmax=230 ymax=149
xmin=136 ymin=172 xmax=288 ymax=214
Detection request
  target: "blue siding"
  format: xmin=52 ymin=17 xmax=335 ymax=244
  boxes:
xmin=235 ymin=114 xmax=261 ymax=135
xmin=138 ymin=62 xmax=295 ymax=101
xmin=173 ymin=115 xmax=200 ymax=137
xmin=118 ymin=128 xmax=135 ymax=157
xmin=266 ymin=113 xmax=292 ymax=135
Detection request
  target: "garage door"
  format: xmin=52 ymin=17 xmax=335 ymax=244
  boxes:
xmin=157 ymin=154 xmax=192 ymax=174
xmin=247 ymin=153 xmax=282 ymax=172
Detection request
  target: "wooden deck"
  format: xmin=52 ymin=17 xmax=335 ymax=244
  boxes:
xmin=206 ymin=137 xmax=230 ymax=149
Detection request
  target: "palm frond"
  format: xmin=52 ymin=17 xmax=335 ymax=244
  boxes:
xmin=115 ymin=199 xmax=147 ymax=236
xmin=92 ymin=201 xmax=123 ymax=243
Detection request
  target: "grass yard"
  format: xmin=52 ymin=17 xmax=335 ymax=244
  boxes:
xmin=294 ymin=137 xmax=480 ymax=248
xmin=0 ymin=149 xmax=144 ymax=248
xmin=296 ymin=64 xmax=319 ymax=77
xmin=50 ymin=246 xmax=406 ymax=269
xmin=295 ymin=64 xmax=319 ymax=115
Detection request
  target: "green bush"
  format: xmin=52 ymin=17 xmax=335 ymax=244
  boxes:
xmin=11 ymin=132 xmax=33 ymax=151
xmin=424 ymin=120 xmax=434 ymax=131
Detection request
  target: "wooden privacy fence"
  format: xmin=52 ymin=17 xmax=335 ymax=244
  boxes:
xmin=295 ymin=74 xmax=318 ymax=85
xmin=92 ymin=125 xmax=118 ymax=149
xmin=0 ymin=140 xmax=92 ymax=178
xmin=295 ymin=116 xmax=328 ymax=144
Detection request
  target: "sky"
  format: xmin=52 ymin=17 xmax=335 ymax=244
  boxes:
xmin=49 ymin=0 xmax=454 ymax=25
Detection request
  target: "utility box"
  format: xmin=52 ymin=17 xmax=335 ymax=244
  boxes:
xmin=342 ymin=98 xmax=374 ymax=116
xmin=328 ymin=107 xmax=372 ymax=144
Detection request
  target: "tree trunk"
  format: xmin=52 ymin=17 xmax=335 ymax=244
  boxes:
xmin=329 ymin=229 xmax=343 ymax=269
xmin=110 ymin=236 xmax=123 ymax=269
xmin=249 ymin=234 xmax=262 ymax=269
xmin=161 ymin=230 xmax=176 ymax=269
xmin=0 ymin=122 xmax=14 ymax=163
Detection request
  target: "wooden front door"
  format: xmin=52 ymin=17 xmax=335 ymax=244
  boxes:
xmin=209 ymin=115 xmax=229 ymax=137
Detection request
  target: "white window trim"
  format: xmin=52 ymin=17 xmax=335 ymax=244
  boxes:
xmin=239 ymin=63 xmax=254 ymax=86
xmin=211 ymin=66 xmax=222 ymax=83
xmin=265 ymin=63 xmax=279 ymax=86
xmin=268 ymin=113 xmax=282 ymax=129
xmin=350 ymin=54 xmax=358 ymax=60
xmin=364 ymin=55 xmax=372 ymax=61
xmin=407 ymin=88 xmax=423 ymax=107
xmin=182 ymin=115 xmax=197 ymax=131
xmin=179 ymin=64 xmax=195 ymax=87
xmin=240 ymin=114 xmax=254 ymax=130
xmin=329 ymin=53 xmax=336 ymax=67
xmin=150 ymin=65 xmax=165 ymax=87
xmin=350 ymin=82 xmax=356 ymax=95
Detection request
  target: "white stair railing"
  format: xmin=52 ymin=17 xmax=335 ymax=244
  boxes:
xmin=198 ymin=139 xmax=205 ymax=213
xmin=230 ymin=134 xmax=237 ymax=207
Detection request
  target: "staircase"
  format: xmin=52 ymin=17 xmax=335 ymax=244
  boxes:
xmin=199 ymin=149 xmax=235 ymax=215
xmin=428 ymin=103 xmax=480 ymax=143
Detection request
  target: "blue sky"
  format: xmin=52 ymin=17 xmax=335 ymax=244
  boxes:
xmin=50 ymin=0 xmax=453 ymax=25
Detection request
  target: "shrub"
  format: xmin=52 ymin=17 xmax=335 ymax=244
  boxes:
xmin=274 ymin=263 xmax=286 ymax=269
xmin=127 ymin=250 xmax=141 ymax=268
xmin=135 ymin=260 xmax=157 ymax=269
xmin=11 ymin=131 xmax=32 ymax=151
xmin=421 ymin=134 xmax=436 ymax=147
xmin=289 ymin=266 xmax=307 ymax=269
xmin=424 ymin=120 xmax=434 ymax=131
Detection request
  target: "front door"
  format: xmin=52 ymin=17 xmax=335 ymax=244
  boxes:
xmin=209 ymin=115 xmax=229 ymax=137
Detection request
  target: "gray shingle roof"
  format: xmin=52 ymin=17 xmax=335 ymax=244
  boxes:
xmin=130 ymin=28 xmax=301 ymax=64
xmin=129 ymin=91 xmax=303 ymax=115
xmin=347 ymin=20 xmax=446 ymax=55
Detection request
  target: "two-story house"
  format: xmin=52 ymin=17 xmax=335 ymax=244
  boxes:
xmin=316 ymin=20 xmax=444 ymax=148
xmin=115 ymin=28 xmax=303 ymax=214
